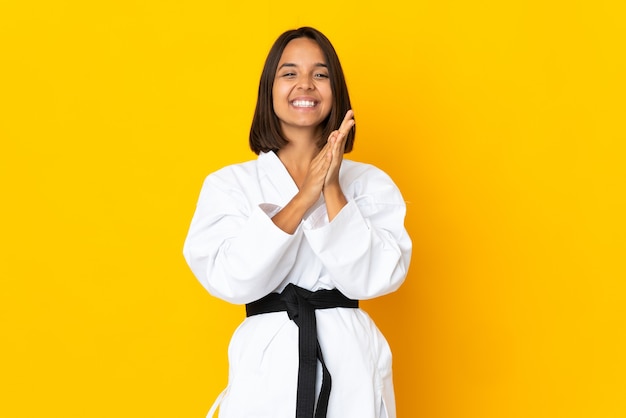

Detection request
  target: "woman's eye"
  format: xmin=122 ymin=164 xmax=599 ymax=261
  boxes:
xmin=282 ymin=72 xmax=296 ymax=77
xmin=314 ymin=73 xmax=329 ymax=79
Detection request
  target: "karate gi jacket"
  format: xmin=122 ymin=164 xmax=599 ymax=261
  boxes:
xmin=183 ymin=151 xmax=412 ymax=418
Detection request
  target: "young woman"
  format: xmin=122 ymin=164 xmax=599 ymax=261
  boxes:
xmin=183 ymin=26 xmax=412 ymax=418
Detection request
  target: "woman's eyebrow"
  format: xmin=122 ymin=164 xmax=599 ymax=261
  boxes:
xmin=278 ymin=62 xmax=328 ymax=69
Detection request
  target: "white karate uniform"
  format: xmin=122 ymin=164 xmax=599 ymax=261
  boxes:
xmin=183 ymin=151 xmax=412 ymax=418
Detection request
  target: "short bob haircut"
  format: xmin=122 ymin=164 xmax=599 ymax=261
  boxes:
xmin=249 ymin=27 xmax=355 ymax=155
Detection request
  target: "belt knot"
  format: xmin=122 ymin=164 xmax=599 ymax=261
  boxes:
xmin=280 ymin=283 xmax=313 ymax=323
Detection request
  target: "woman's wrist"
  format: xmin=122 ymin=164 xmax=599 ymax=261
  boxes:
xmin=323 ymin=184 xmax=347 ymax=221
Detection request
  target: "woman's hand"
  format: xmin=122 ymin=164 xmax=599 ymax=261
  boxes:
xmin=324 ymin=110 xmax=354 ymax=188
xmin=297 ymin=141 xmax=333 ymax=207
xmin=295 ymin=110 xmax=354 ymax=208
xmin=323 ymin=110 xmax=354 ymax=220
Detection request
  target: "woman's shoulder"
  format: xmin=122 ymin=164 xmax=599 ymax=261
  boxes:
xmin=205 ymin=157 xmax=259 ymax=181
xmin=341 ymin=159 xmax=405 ymax=203
xmin=211 ymin=159 xmax=257 ymax=176
xmin=196 ymin=159 xmax=260 ymax=196
xmin=207 ymin=151 xmax=280 ymax=180
xmin=341 ymin=159 xmax=395 ymax=183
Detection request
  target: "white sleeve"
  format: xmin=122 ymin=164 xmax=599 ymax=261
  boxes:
xmin=183 ymin=173 xmax=300 ymax=304
xmin=302 ymin=168 xmax=412 ymax=300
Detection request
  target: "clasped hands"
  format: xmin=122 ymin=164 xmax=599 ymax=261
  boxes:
xmin=299 ymin=110 xmax=355 ymax=208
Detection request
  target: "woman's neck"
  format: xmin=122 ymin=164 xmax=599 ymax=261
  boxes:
xmin=277 ymin=123 xmax=323 ymax=161
xmin=276 ymin=132 xmax=322 ymax=189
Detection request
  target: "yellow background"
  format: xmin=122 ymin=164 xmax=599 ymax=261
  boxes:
xmin=1 ymin=1 xmax=625 ymax=417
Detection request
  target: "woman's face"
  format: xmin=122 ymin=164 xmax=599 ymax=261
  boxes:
xmin=272 ymin=37 xmax=333 ymax=138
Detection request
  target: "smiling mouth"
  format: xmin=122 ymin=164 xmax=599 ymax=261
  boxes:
xmin=291 ymin=100 xmax=317 ymax=108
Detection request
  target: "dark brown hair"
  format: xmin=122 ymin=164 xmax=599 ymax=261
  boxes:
xmin=249 ymin=27 xmax=355 ymax=154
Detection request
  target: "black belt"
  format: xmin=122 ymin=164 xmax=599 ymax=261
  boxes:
xmin=246 ymin=283 xmax=359 ymax=418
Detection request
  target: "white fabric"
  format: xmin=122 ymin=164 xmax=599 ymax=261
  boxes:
xmin=184 ymin=151 xmax=412 ymax=418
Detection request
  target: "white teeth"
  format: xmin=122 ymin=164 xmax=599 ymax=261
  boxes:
xmin=292 ymin=100 xmax=316 ymax=108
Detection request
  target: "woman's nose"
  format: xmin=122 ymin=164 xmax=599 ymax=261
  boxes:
xmin=297 ymin=75 xmax=314 ymax=90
